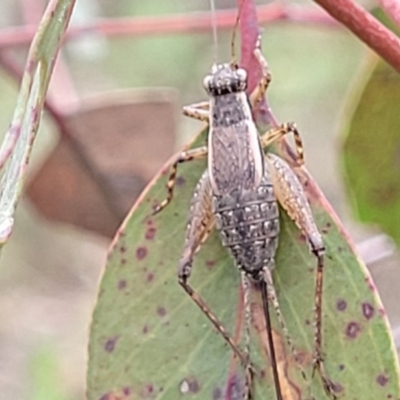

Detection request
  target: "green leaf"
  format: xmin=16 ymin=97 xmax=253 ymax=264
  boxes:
xmin=341 ymin=60 xmax=400 ymax=246
xmin=88 ymin=129 xmax=400 ymax=399
xmin=0 ymin=0 xmax=75 ymax=244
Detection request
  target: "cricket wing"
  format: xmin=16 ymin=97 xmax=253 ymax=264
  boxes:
xmin=208 ymin=121 xmax=264 ymax=195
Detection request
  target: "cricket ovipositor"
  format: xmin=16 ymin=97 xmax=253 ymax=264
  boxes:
xmin=153 ymin=16 xmax=336 ymax=400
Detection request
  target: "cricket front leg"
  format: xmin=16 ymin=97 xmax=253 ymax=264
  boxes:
xmin=177 ymin=170 xmax=251 ymax=371
xmin=153 ymin=101 xmax=211 ymax=215
xmin=266 ymin=153 xmax=337 ymax=399
xmin=153 ymin=146 xmax=208 ymax=215
xmin=183 ymin=101 xmax=210 ymax=123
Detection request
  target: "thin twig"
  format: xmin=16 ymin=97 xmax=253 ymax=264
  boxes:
xmin=0 ymin=4 xmax=338 ymax=49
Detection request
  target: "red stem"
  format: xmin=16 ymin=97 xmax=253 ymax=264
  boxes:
xmin=0 ymin=4 xmax=337 ymax=49
xmin=313 ymin=0 xmax=400 ymax=73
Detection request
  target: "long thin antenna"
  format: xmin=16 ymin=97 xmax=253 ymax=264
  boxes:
xmin=210 ymin=0 xmax=218 ymax=64
xmin=231 ymin=0 xmax=245 ymax=66
xmin=260 ymin=279 xmax=283 ymax=400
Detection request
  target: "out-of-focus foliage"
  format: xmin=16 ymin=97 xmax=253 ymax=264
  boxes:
xmin=341 ymin=8 xmax=400 ymax=246
xmin=342 ymin=60 xmax=400 ymax=246
xmin=0 ymin=0 xmax=75 ymax=244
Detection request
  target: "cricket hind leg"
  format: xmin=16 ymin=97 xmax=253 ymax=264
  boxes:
xmin=240 ymin=273 xmax=259 ymax=400
xmin=152 ymin=145 xmax=208 ymax=215
xmin=177 ymin=170 xmax=254 ymax=399
xmin=266 ymin=153 xmax=337 ymax=399
xmin=252 ymin=272 xmax=283 ymax=400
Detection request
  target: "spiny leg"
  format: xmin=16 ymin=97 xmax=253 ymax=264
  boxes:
xmin=183 ymin=101 xmax=210 ymax=122
xmin=260 ymin=122 xmax=304 ymax=166
xmin=249 ymin=34 xmax=272 ymax=109
xmin=311 ymin=249 xmax=332 ymax=396
xmin=258 ymin=273 xmax=283 ymax=400
xmin=241 ymin=273 xmax=256 ymax=400
xmin=177 ymin=171 xmax=252 ymax=375
xmin=153 ymin=146 xmax=207 ymax=215
xmin=266 ymin=153 xmax=337 ymax=399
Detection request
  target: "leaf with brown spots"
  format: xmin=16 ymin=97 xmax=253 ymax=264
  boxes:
xmin=87 ymin=122 xmax=400 ymax=399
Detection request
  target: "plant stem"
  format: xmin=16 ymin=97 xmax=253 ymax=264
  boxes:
xmin=313 ymin=0 xmax=400 ymax=72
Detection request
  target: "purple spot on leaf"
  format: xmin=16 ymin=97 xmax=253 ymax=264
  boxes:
xmin=120 ymin=245 xmax=127 ymax=253
xmin=118 ymin=280 xmax=127 ymax=290
xmin=213 ymin=387 xmax=222 ymax=400
xmin=298 ymin=233 xmax=306 ymax=242
xmin=339 ymin=364 xmax=345 ymax=371
xmin=142 ymin=325 xmax=149 ymax=334
xmin=189 ymin=379 xmax=200 ymax=393
xmin=146 ymin=384 xmax=153 ymax=393
xmin=145 ymin=227 xmax=156 ymax=240
xmin=176 ymin=176 xmax=186 ymax=186
xmin=332 ymin=382 xmax=344 ymax=393
xmin=336 ymin=299 xmax=347 ymax=311
xmin=121 ymin=258 xmax=127 ymax=265
xmin=104 ymin=336 xmax=119 ymax=352
xmin=346 ymin=322 xmax=361 ymax=339
xmin=157 ymin=306 xmax=166 ymax=317
xmin=147 ymin=272 xmax=154 ymax=282
xmin=362 ymin=302 xmax=375 ymax=320
xmin=377 ymin=374 xmax=389 ymax=386
xmin=123 ymin=387 xmax=131 ymax=396
xmin=140 ymin=384 xmax=154 ymax=397
xmin=206 ymin=260 xmax=215 ymax=269
xmin=136 ymin=246 xmax=148 ymax=260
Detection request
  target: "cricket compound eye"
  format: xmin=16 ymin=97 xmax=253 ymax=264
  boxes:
xmin=203 ymin=64 xmax=248 ymax=96
xmin=235 ymin=68 xmax=248 ymax=91
xmin=203 ymin=74 xmax=214 ymax=94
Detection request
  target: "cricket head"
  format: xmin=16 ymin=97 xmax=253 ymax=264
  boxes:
xmin=203 ymin=63 xmax=247 ymax=96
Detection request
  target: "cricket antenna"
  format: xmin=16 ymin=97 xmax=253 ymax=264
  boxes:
xmin=231 ymin=0 xmax=245 ymax=67
xmin=260 ymin=279 xmax=283 ymax=400
xmin=210 ymin=0 xmax=218 ymax=65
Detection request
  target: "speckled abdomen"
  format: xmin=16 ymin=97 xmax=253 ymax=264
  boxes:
xmin=212 ymin=175 xmax=280 ymax=279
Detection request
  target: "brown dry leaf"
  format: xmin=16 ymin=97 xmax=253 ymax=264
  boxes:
xmin=27 ymin=88 xmax=177 ymax=237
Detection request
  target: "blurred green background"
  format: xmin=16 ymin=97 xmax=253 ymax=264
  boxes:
xmin=0 ymin=0 xmax=398 ymax=399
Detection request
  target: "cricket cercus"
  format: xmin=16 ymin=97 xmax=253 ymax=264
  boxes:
xmin=153 ymin=36 xmax=336 ymax=400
